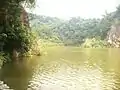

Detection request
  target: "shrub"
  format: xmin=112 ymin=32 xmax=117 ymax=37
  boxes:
xmin=82 ymin=38 xmax=107 ymax=48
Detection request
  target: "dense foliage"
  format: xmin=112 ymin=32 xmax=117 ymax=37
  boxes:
xmin=29 ymin=14 xmax=111 ymax=46
xmin=0 ymin=0 xmax=36 ymax=62
xmin=0 ymin=0 xmax=120 ymax=64
xmin=29 ymin=5 xmax=120 ymax=47
xmin=81 ymin=38 xmax=107 ymax=48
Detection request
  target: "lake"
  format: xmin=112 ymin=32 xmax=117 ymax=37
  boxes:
xmin=0 ymin=47 xmax=120 ymax=90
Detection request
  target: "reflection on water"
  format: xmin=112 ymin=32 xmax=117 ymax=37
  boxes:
xmin=0 ymin=81 xmax=11 ymax=89
xmin=0 ymin=47 xmax=120 ymax=90
xmin=28 ymin=61 xmax=119 ymax=90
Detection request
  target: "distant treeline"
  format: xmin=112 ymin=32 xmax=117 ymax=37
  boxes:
xmin=29 ymin=5 xmax=120 ymax=47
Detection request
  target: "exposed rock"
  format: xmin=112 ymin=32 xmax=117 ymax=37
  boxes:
xmin=107 ymin=24 xmax=120 ymax=47
xmin=0 ymin=6 xmax=29 ymax=27
xmin=20 ymin=6 xmax=30 ymax=27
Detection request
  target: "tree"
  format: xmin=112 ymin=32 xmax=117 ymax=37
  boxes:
xmin=0 ymin=0 xmax=36 ymax=60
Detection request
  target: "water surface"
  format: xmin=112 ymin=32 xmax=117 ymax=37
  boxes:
xmin=0 ymin=47 xmax=120 ymax=90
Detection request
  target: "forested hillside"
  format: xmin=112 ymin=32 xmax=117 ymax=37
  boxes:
xmin=29 ymin=5 xmax=120 ymax=47
xmin=29 ymin=14 xmax=110 ymax=46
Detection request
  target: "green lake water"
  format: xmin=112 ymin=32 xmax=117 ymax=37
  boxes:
xmin=0 ymin=47 xmax=120 ymax=90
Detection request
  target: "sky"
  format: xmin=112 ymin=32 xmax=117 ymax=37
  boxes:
xmin=27 ymin=0 xmax=120 ymax=19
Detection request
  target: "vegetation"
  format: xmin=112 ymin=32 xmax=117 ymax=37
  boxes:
xmin=28 ymin=5 xmax=120 ymax=48
xmin=29 ymin=14 xmax=111 ymax=47
xmin=81 ymin=38 xmax=107 ymax=48
xmin=0 ymin=1 xmax=120 ymax=90
xmin=1 ymin=0 xmax=120 ymax=65
xmin=0 ymin=0 xmax=37 ymax=64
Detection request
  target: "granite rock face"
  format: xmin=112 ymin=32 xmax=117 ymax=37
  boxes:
xmin=107 ymin=25 xmax=120 ymax=47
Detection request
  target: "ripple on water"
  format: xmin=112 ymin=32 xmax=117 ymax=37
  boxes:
xmin=0 ymin=81 xmax=13 ymax=90
xmin=27 ymin=61 xmax=119 ymax=90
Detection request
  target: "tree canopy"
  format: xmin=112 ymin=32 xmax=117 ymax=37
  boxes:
xmin=29 ymin=14 xmax=110 ymax=46
xmin=0 ymin=0 xmax=36 ymax=60
xmin=29 ymin=5 xmax=120 ymax=47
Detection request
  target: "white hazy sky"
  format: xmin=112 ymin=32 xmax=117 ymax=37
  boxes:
xmin=27 ymin=0 xmax=120 ymax=19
